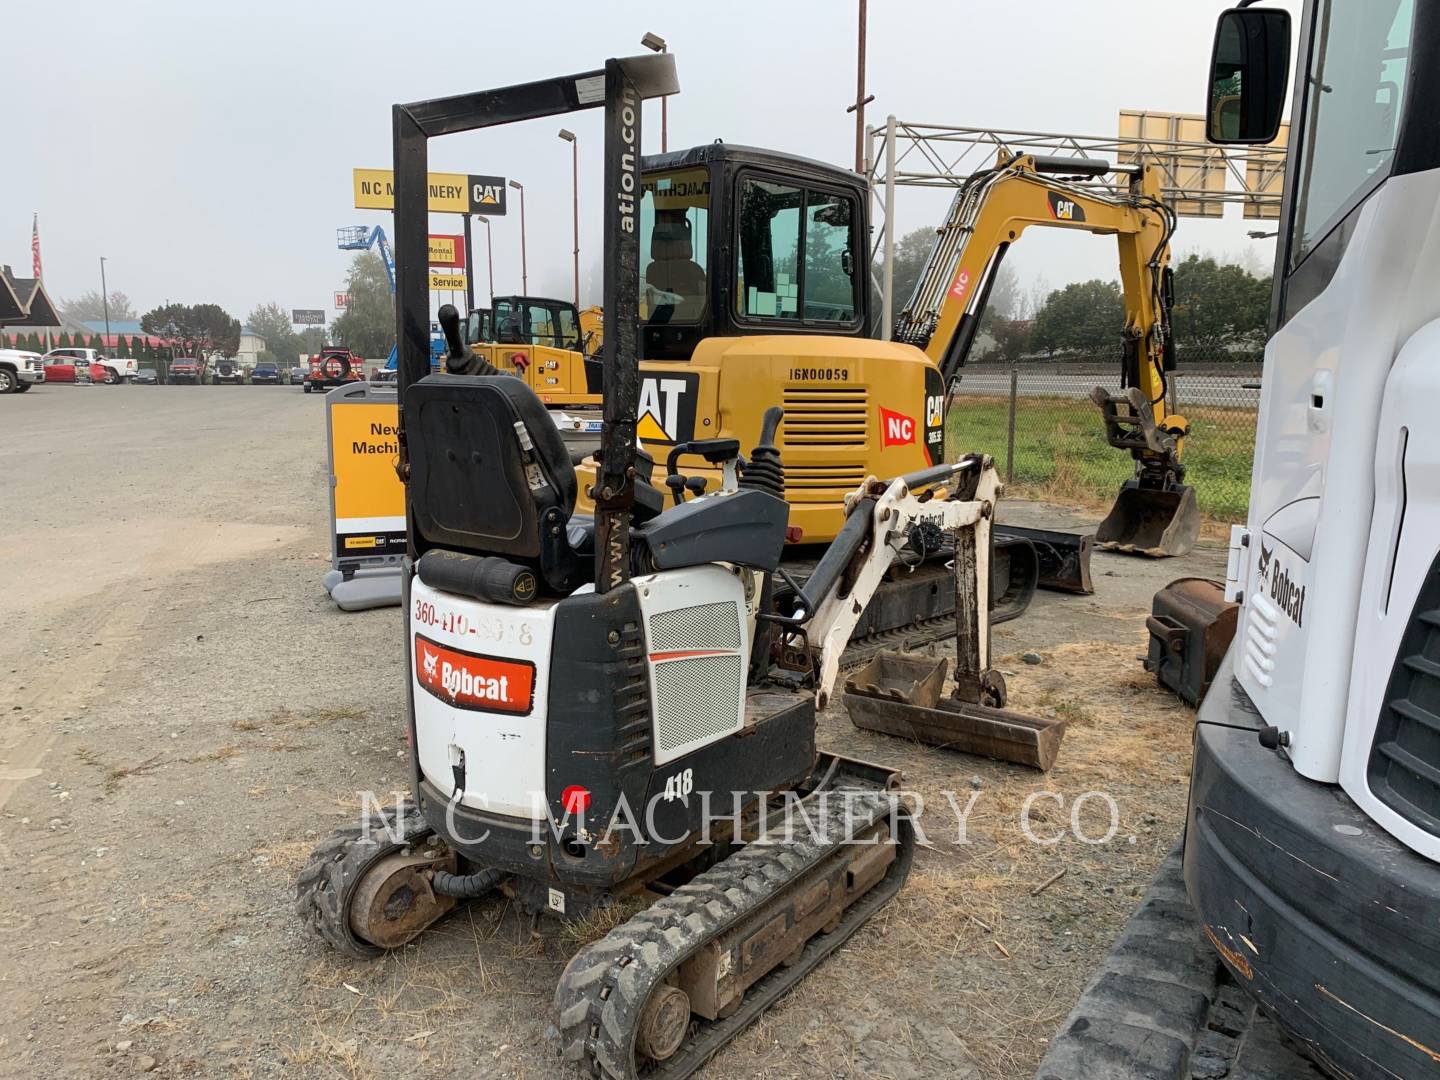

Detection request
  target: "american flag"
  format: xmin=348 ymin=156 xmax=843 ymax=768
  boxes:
xmin=31 ymin=213 xmax=42 ymax=281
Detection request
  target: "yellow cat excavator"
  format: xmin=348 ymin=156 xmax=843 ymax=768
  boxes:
xmin=565 ymin=145 xmax=1197 ymax=559
xmin=894 ymin=151 xmax=1196 ymax=556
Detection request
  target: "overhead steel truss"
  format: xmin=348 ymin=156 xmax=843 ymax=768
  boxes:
xmin=865 ymin=117 xmax=1287 ymax=336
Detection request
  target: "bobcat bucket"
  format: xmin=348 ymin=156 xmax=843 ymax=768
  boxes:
xmin=1095 ymin=479 xmax=1201 ymax=558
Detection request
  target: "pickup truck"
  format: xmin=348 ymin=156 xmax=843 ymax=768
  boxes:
xmin=168 ymin=358 xmax=203 ymax=384
xmin=43 ymin=347 xmax=137 ymax=383
xmin=0 ymin=349 xmax=45 ymax=393
xmin=250 ymin=362 xmax=281 ymax=385
xmin=302 ymin=348 xmax=366 ymax=393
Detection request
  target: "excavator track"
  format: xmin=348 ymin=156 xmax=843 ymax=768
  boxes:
xmin=839 ymin=611 xmax=964 ymax=669
xmin=554 ymin=788 xmax=915 ymax=1079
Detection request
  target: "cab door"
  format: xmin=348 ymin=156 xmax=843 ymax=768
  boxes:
xmin=1235 ymin=0 xmax=1426 ymax=782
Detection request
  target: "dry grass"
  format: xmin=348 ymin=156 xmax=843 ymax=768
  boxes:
xmin=233 ymin=705 xmax=369 ymax=734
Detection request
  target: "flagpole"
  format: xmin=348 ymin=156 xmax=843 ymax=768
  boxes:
xmin=32 ymin=212 xmax=49 ymax=352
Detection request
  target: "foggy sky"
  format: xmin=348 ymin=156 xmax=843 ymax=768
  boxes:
xmin=3 ymin=0 xmax=1297 ymax=324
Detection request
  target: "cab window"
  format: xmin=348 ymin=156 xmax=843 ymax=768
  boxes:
xmin=1291 ymin=0 xmax=1415 ymax=266
xmin=556 ymin=306 xmax=580 ymax=350
xmin=736 ymin=177 xmax=857 ymax=324
xmin=639 ymin=168 xmax=710 ymax=325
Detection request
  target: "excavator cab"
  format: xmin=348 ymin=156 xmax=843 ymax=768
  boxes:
xmin=636 ymin=144 xmax=872 ymax=363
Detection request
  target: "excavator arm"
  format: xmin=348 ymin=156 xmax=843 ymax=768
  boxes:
xmin=896 ymin=154 xmax=1198 ymax=556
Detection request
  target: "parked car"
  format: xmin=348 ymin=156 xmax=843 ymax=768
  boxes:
xmin=250 ymin=362 xmax=281 ymax=385
xmin=302 ymin=348 xmax=365 ymax=393
xmin=132 ymin=367 xmax=158 ymax=385
xmin=43 ymin=347 xmax=137 ymax=381
xmin=369 ymin=366 xmax=397 ymax=386
xmin=168 ymin=358 xmax=202 ymax=384
xmin=0 ymin=349 xmax=45 ymax=393
xmin=213 ymin=359 xmax=244 ymax=385
xmin=42 ymin=357 xmax=92 ymax=384
xmin=288 ymin=366 xmax=307 ymax=386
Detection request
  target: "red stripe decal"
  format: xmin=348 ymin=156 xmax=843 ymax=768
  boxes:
xmin=648 ymin=649 xmax=737 ymax=662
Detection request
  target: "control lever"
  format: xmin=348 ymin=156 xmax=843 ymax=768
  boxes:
xmin=684 ymin=476 xmax=708 ymax=498
xmin=438 ymin=304 xmax=469 ymax=374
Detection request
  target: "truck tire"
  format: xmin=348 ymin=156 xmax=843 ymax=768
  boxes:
xmin=0 ymin=367 xmax=16 ymax=394
xmin=16 ymin=381 xmax=32 ymax=393
xmin=303 ymin=382 xmax=313 ymax=394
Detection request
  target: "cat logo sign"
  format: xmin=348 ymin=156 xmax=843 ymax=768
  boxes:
xmin=469 ymin=173 xmax=508 ymax=216
xmin=1047 ymin=191 xmax=1087 ymax=222
xmin=636 ymin=373 xmax=699 ymax=445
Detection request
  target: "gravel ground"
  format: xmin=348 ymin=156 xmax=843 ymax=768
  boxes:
xmin=0 ymin=384 xmax=1228 ymax=1079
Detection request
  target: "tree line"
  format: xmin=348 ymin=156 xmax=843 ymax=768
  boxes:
xmin=21 ymin=248 xmax=394 ymax=372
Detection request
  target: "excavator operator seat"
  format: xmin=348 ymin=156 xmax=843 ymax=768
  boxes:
xmin=645 ymin=211 xmax=706 ymax=322
xmin=403 ymin=373 xmax=584 ymax=592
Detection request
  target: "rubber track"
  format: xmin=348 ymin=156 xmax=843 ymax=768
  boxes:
xmin=294 ymin=800 xmax=434 ymax=959
xmin=839 ymin=613 xmax=959 ymax=670
xmin=1034 ymin=844 xmax=1328 ymax=1080
xmin=553 ymin=789 xmax=915 ymax=1079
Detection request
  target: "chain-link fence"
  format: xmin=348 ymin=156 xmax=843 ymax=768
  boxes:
xmin=947 ymin=354 xmax=1261 ymax=524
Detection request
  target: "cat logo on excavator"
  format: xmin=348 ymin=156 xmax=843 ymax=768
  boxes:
xmin=636 ymin=373 xmax=698 ymax=444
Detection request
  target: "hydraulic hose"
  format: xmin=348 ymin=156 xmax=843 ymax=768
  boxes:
xmin=430 ymin=866 xmax=505 ymax=899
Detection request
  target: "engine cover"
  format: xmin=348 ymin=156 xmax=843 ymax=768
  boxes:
xmin=410 ymin=576 xmax=558 ymax=819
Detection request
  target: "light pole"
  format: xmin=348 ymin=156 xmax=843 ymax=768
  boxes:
xmin=99 ymin=256 xmax=111 ymax=356
xmin=477 ymin=215 xmax=495 ymax=305
xmin=641 ymin=32 xmax=668 ymax=151
xmin=508 ymin=179 xmax=527 ymax=294
xmin=558 ymin=128 xmax=579 ymax=308
xmin=846 ymin=0 xmax=874 ymax=174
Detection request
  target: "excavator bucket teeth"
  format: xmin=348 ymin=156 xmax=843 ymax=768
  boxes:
xmin=1095 ymin=480 xmax=1201 ymax=557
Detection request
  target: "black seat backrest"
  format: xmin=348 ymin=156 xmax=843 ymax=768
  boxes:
xmin=404 ymin=373 xmax=577 ymax=561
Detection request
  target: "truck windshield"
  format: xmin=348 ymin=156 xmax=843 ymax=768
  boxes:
xmin=639 ymin=167 xmax=710 ymax=325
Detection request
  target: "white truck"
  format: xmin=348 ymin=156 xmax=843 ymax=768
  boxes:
xmin=0 ymin=348 xmax=45 ymax=393
xmin=42 ymin=346 xmax=138 ymax=383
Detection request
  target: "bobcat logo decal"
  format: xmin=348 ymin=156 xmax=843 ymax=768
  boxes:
xmin=422 ymin=648 xmax=439 ymax=680
xmin=1256 ymin=543 xmax=1273 ymax=586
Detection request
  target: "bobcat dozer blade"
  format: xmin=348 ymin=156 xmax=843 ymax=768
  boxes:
xmin=1091 ymin=386 xmax=1200 ymax=557
xmin=296 ymin=58 xmax=1016 ymax=1080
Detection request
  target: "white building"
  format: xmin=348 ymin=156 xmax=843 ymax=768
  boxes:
xmin=237 ymin=326 xmax=266 ymax=370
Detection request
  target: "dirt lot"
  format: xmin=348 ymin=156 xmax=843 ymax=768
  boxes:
xmin=0 ymin=384 xmax=1227 ymax=1079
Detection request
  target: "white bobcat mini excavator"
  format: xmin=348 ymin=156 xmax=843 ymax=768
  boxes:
xmin=297 ymin=55 xmax=1013 ymax=1079
xmin=1039 ymin=4 xmax=1440 ymax=1078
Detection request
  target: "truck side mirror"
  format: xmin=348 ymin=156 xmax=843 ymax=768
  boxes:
xmin=1207 ymin=7 xmax=1291 ymax=145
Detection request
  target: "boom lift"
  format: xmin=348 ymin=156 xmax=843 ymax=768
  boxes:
xmin=297 ymin=54 xmax=1018 ymax=1079
xmin=893 ymin=153 xmax=1197 ymax=556
xmin=1042 ymin=4 xmax=1440 ymax=1076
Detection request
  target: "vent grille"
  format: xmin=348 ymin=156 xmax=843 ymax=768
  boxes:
xmin=782 ymin=386 xmax=869 ymax=447
xmin=653 ymin=654 xmax=743 ymax=754
xmin=648 ymin=602 xmax=741 ymax=653
xmin=784 ymin=464 xmax=867 ymax=504
xmin=1369 ymin=557 xmax=1440 ymax=837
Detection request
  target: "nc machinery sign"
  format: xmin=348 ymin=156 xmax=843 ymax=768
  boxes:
xmin=353 ymin=169 xmax=508 ymax=216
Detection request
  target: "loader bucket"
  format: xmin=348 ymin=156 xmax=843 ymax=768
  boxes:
xmin=1095 ymin=480 xmax=1201 ymax=557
